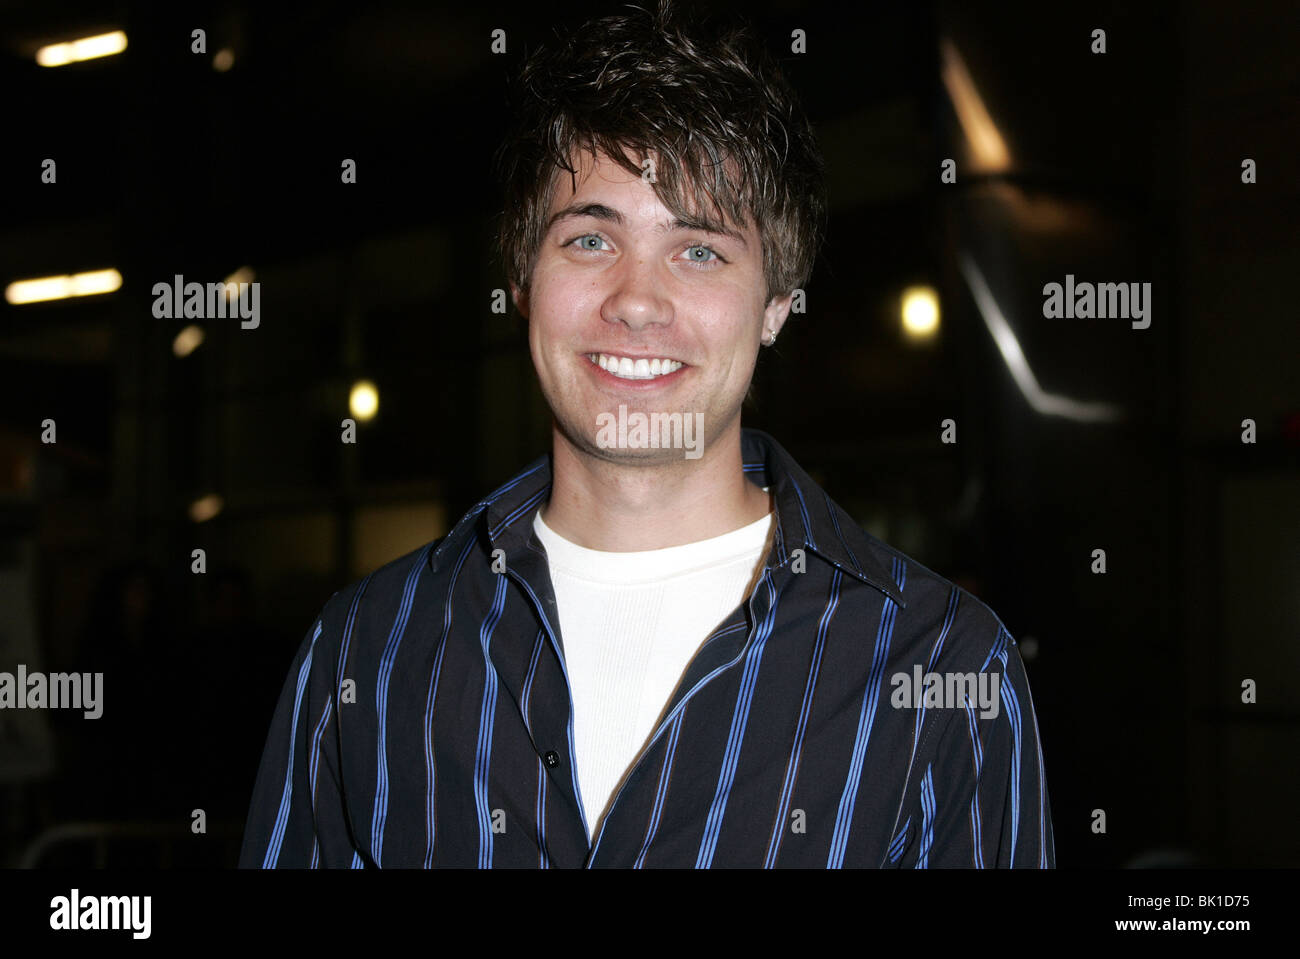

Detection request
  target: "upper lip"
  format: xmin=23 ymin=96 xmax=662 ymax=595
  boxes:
xmin=585 ymin=351 xmax=687 ymax=363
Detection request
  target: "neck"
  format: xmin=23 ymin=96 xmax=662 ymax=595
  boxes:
xmin=540 ymin=418 xmax=771 ymax=551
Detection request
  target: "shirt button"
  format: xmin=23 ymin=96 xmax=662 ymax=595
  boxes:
xmin=543 ymin=750 xmax=560 ymax=768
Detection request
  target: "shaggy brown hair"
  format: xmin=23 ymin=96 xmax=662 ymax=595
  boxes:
xmin=493 ymin=0 xmax=827 ymax=308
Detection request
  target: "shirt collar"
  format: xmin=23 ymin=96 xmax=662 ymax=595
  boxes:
xmin=444 ymin=427 xmax=906 ymax=609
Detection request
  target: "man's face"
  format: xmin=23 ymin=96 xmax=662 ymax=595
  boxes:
xmin=512 ymin=148 xmax=791 ymax=466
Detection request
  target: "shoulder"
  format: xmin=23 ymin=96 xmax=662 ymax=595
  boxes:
xmin=848 ymin=524 xmax=1019 ymax=673
xmin=310 ymin=534 xmax=451 ymax=671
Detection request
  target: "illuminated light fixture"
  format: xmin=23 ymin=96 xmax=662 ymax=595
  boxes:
xmin=900 ymin=285 xmax=940 ymax=341
xmin=213 ymin=48 xmax=235 ymax=72
xmin=5 ymin=268 xmax=122 ymax=305
xmin=36 ymin=30 xmax=127 ymax=67
xmin=350 ymin=380 xmax=379 ymax=421
xmin=222 ymin=265 xmax=255 ymax=300
xmin=958 ymin=252 xmax=1121 ymax=423
xmin=189 ymin=493 xmax=224 ymax=523
xmin=173 ymin=324 xmax=205 ymax=357
xmin=940 ymin=38 xmax=1010 ymax=173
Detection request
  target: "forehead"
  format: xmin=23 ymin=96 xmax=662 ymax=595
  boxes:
xmin=547 ymin=149 xmax=649 ymax=209
xmin=542 ymin=146 xmax=753 ymax=244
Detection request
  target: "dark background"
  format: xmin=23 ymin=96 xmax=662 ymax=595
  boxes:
xmin=1 ymin=0 xmax=1297 ymax=868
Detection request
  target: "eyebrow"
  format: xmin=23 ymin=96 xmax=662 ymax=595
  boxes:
xmin=545 ymin=202 xmax=748 ymax=249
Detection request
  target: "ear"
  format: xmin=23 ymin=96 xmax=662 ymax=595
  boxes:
xmin=762 ymin=292 xmax=794 ymax=340
xmin=510 ymin=282 xmax=529 ymax=319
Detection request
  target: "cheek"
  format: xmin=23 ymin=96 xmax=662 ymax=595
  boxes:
xmin=691 ymin=287 xmax=763 ymax=341
xmin=532 ymin=269 xmax=599 ymax=331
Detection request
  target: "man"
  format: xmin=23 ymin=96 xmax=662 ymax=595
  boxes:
xmin=240 ymin=0 xmax=1054 ymax=868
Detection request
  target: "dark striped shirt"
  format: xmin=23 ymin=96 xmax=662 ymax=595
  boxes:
xmin=239 ymin=428 xmax=1055 ymax=868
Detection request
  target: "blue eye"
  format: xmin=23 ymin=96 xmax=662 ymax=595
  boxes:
xmin=569 ymin=234 xmax=610 ymax=252
xmin=685 ymin=244 xmax=721 ymax=265
xmin=564 ymin=234 xmax=725 ymax=267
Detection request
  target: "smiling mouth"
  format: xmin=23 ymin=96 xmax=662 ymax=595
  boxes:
xmin=586 ymin=353 xmax=685 ymax=380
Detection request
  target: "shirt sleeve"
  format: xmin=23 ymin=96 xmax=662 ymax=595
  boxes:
xmin=238 ymin=606 xmax=362 ymax=868
xmin=899 ymin=627 xmax=1055 ymax=868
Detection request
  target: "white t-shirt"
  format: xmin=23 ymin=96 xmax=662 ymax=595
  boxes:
xmin=532 ymin=499 xmax=774 ymax=841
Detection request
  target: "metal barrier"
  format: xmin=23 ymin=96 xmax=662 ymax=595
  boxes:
xmin=17 ymin=821 xmax=243 ymax=868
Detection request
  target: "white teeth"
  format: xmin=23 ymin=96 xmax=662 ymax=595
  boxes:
xmin=587 ymin=354 xmax=683 ymax=380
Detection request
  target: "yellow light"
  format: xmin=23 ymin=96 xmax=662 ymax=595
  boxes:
xmin=69 ymin=269 xmax=122 ymax=296
xmin=189 ymin=493 xmax=224 ymax=523
xmin=173 ymin=324 xmax=205 ymax=357
xmin=901 ymin=285 xmax=940 ymax=340
xmin=222 ymin=265 xmax=255 ymax=300
xmin=5 ymin=268 xmax=122 ymax=305
xmin=350 ymin=380 xmax=379 ymax=421
xmin=940 ymin=38 xmax=1010 ymax=173
xmin=213 ymin=48 xmax=235 ymax=72
xmin=36 ymin=30 xmax=128 ymax=67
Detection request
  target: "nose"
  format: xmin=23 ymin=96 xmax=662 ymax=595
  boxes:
xmin=599 ymin=254 xmax=673 ymax=333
